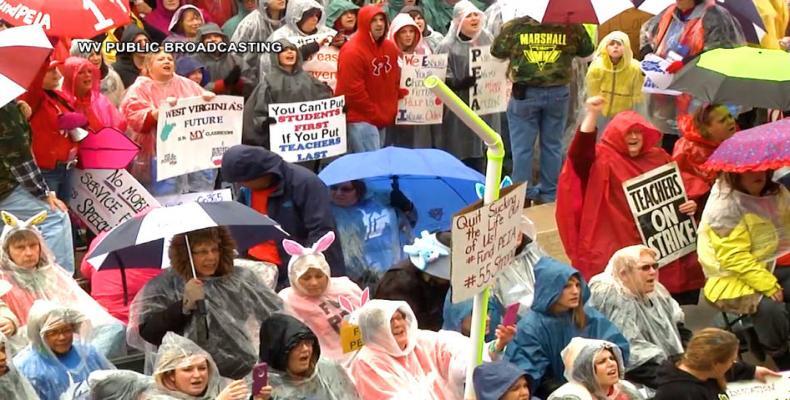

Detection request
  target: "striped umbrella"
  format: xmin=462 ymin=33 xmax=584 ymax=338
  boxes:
xmin=0 ymin=24 xmax=52 ymax=108
xmin=521 ymin=0 xmax=635 ymax=24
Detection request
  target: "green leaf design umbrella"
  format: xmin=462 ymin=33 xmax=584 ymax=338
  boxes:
xmin=668 ymin=47 xmax=790 ymax=110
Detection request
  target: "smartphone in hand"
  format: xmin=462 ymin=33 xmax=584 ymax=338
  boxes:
xmin=502 ymin=303 xmax=520 ymax=326
xmin=252 ymin=362 xmax=268 ymax=396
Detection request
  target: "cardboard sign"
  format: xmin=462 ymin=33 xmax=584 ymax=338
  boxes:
xmin=268 ymin=96 xmax=347 ymax=163
xmin=469 ymin=45 xmax=511 ymax=116
xmin=69 ymin=169 xmax=160 ymax=234
xmin=286 ymin=32 xmax=336 ymax=48
xmin=725 ymin=371 xmax=790 ymax=400
xmin=302 ymin=45 xmax=339 ymax=91
xmin=156 ymin=95 xmax=243 ymax=181
xmin=156 ymin=189 xmax=233 ymax=207
xmin=641 ymin=54 xmax=682 ymax=96
xmin=450 ymin=183 xmax=527 ymax=303
xmin=396 ymin=54 xmax=448 ymax=125
xmin=623 ymin=162 xmax=697 ymax=266
xmin=340 ymin=321 xmax=364 ymax=354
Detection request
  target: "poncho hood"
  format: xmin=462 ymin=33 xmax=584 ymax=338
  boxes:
xmin=387 ymin=13 xmax=428 ymax=54
xmin=440 ymin=0 xmax=485 ymax=46
xmin=593 ymin=31 xmax=634 ymax=73
xmin=150 ymin=332 xmax=221 ymax=400
xmin=531 ymin=257 xmax=590 ymax=314
xmin=326 ymin=0 xmax=359 ymax=27
xmin=356 ymin=5 xmax=391 ymax=48
xmin=600 ymin=111 xmax=662 ymax=158
xmin=561 ymin=337 xmax=627 ymax=398
xmin=168 ymin=5 xmax=206 ymax=33
xmin=358 ymin=299 xmax=418 ymax=357
xmin=258 ymin=313 xmax=321 ymax=372
xmin=472 ymin=360 xmax=528 ymax=400
xmin=285 ymin=0 xmax=328 ymax=35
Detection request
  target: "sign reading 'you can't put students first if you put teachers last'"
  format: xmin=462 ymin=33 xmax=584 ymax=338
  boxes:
xmin=623 ymin=162 xmax=697 ymax=266
xmin=268 ymin=96 xmax=347 ymax=163
xmin=450 ymin=183 xmax=527 ymax=303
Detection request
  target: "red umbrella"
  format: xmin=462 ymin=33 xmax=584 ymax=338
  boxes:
xmin=0 ymin=24 xmax=52 ymax=108
xmin=523 ymin=0 xmax=634 ymax=24
xmin=0 ymin=0 xmax=130 ymax=38
xmin=703 ymin=119 xmax=790 ymax=172
xmin=77 ymin=127 xmax=140 ymax=170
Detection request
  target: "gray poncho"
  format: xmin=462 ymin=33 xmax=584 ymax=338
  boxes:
xmin=231 ymin=0 xmax=287 ymax=82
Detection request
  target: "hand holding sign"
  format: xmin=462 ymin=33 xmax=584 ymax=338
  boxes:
xmin=677 ymin=200 xmax=697 ymax=216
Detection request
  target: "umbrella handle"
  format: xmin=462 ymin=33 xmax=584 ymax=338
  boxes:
xmin=185 ymin=234 xmax=198 ymax=279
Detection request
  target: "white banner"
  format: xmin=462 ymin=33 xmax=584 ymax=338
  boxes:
xmin=268 ymin=96 xmax=347 ymax=163
xmin=286 ymin=32 xmax=336 ymax=48
xmin=469 ymin=45 xmax=511 ymax=116
xmin=156 ymin=188 xmax=233 ymax=207
xmin=156 ymin=95 xmax=243 ymax=181
xmin=450 ymin=184 xmax=527 ymax=303
xmin=726 ymin=371 xmax=790 ymax=400
xmin=69 ymin=169 xmax=160 ymax=234
xmin=396 ymin=54 xmax=447 ymax=125
xmin=641 ymin=54 xmax=682 ymax=96
xmin=302 ymin=45 xmax=339 ymax=91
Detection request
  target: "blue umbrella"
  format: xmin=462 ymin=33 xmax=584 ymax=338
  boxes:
xmin=319 ymin=147 xmax=485 ymax=233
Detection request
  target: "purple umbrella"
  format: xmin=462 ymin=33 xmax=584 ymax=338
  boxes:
xmin=77 ymin=127 xmax=140 ymax=170
xmin=703 ymin=118 xmax=790 ymax=172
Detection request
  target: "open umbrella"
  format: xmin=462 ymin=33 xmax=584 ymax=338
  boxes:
xmin=702 ymin=118 xmax=790 ymax=172
xmin=668 ymin=47 xmax=790 ymax=110
xmin=319 ymin=147 xmax=484 ymax=234
xmin=0 ymin=24 xmax=51 ymax=108
xmin=522 ymin=0 xmax=634 ymax=24
xmin=78 ymin=127 xmax=141 ymax=170
xmin=0 ymin=0 xmax=130 ymax=38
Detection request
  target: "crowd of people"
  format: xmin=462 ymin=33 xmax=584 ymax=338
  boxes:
xmin=1 ymin=0 xmax=790 ymax=399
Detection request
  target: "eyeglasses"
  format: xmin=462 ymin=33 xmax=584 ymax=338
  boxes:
xmin=44 ymin=326 xmax=75 ymax=338
xmin=330 ymin=185 xmax=355 ymax=193
xmin=637 ymin=263 xmax=659 ymax=272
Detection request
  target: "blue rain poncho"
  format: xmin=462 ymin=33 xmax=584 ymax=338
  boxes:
xmin=441 ymin=290 xmax=502 ymax=342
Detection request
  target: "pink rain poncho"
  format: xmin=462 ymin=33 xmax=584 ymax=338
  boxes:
xmin=350 ymin=300 xmax=472 ymax=400
xmin=61 ymin=57 xmax=126 ymax=133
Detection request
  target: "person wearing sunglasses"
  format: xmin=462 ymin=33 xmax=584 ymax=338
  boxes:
xmin=587 ymin=245 xmax=691 ymax=391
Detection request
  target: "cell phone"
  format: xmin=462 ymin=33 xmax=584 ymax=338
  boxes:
xmin=502 ymin=303 xmax=520 ymax=326
xmin=252 ymin=362 xmax=268 ymax=395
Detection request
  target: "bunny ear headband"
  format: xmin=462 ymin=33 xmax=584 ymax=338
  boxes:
xmin=403 ymin=230 xmax=451 ymax=280
xmin=1 ymin=210 xmax=47 ymax=243
xmin=282 ymin=231 xmax=335 ymax=278
xmin=338 ymin=287 xmax=371 ymax=325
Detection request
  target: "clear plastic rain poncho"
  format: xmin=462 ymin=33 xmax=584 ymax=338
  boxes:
xmin=350 ymin=299 xmax=472 ymax=400
xmin=549 ymin=337 xmax=644 ymax=400
xmin=490 ymin=216 xmax=541 ymax=316
xmin=143 ymin=332 xmax=223 ymax=400
xmin=0 ymin=211 xmax=125 ymax=357
xmin=0 ymin=331 xmax=39 ymax=399
xmin=13 ymin=300 xmax=114 ymax=400
xmin=127 ymin=266 xmax=283 ymax=380
xmin=588 ymin=245 xmax=685 ymax=370
xmin=59 ymin=369 xmax=154 ymax=400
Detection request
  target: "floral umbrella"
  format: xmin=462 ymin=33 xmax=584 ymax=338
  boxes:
xmin=703 ymin=118 xmax=790 ymax=172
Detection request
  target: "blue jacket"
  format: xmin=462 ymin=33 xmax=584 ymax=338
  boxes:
xmin=504 ymin=257 xmax=630 ymax=392
xmin=473 ymin=360 xmax=528 ymax=400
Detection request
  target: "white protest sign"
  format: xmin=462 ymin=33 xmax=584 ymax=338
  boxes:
xmin=469 ymin=45 xmax=511 ymax=116
xmin=69 ymin=169 xmax=160 ymax=234
xmin=156 ymin=95 xmax=243 ymax=181
xmin=302 ymin=45 xmax=339 ymax=91
xmin=641 ymin=54 xmax=682 ymax=96
xmin=451 ymin=183 xmax=527 ymax=303
xmin=268 ymin=96 xmax=347 ymax=163
xmin=726 ymin=371 xmax=790 ymax=400
xmin=286 ymin=32 xmax=336 ymax=48
xmin=396 ymin=54 xmax=448 ymax=125
xmin=156 ymin=188 xmax=233 ymax=207
xmin=623 ymin=162 xmax=697 ymax=266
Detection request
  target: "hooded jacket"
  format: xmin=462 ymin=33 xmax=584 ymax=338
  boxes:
xmin=231 ymin=0 xmax=287 ymax=82
xmin=113 ymin=25 xmax=152 ymax=89
xmin=165 ymin=4 xmax=207 ymax=42
xmin=422 ymin=0 xmax=488 ymax=35
xmin=258 ymin=313 xmax=360 ymax=400
xmin=0 ymin=332 xmax=39 ymax=400
xmin=222 ymin=0 xmax=254 ymax=38
xmin=62 ymin=57 xmax=127 ymax=132
xmin=504 ymin=257 xmax=630 ymax=396
xmin=335 ymin=5 xmax=402 ymax=127
xmin=221 ymin=145 xmax=347 ymax=286
xmin=585 ymin=31 xmax=644 ymax=118
xmin=194 ymin=23 xmax=252 ymax=96
xmin=175 ymin=55 xmax=212 ymax=86
xmin=672 ymin=114 xmax=724 ymax=202
xmin=653 ymin=357 xmax=755 ymax=400
xmin=472 ymin=360 xmax=528 ymax=400
xmin=387 ymin=13 xmax=432 ymax=55
xmin=69 ymin=40 xmax=126 ymax=107
xmin=402 ymin=5 xmax=444 ymax=51
xmin=326 ymin=0 xmax=360 ymax=33
xmin=268 ymin=0 xmax=337 ymax=42
xmin=556 ymin=112 xmax=705 ymax=294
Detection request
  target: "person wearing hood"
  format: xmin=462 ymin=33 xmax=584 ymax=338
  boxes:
xmin=165 ymin=4 xmax=207 ymax=43
xmin=326 ymin=0 xmax=360 ymax=39
xmin=144 ymin=0 xmax=186 ymax=40
xmin=0 ymin=331 xmax=39 ymax=400
xmin=555 ymin=97 xmax=703 ymax=299
xmin=231 ymin=0 xmax=287 ymax=82
xmin=654 ymin=328 xmax=780 ymax=400
xmin=473 ymin=360 xmax=531 ymax=400
xmin=128 ymin=227 xmax=283 ymax=380
xmin=192 ymin=0 xmax=235 ymax=26
xmin=220 ymin=145 xmax=346 ymax=289
xmin=588 ymin=246 xmax=690 ymax=389
xmin=435 ymin=0 xmax=499 ymax=171
xmin=242 ymin=39 xmax=333 ymax=148
xmin=175 ymin=55 xmax=212 ymax=86
xmin=195 ymin=23 xmax=252 ymax=97
xmin=585 ymin=31 xmax=644 ymax=124
xmin=403 ymin=5 xmax=444 ymax=51
xmin=549 ymin=338 xmax=643 ymax=400
xmin=422 ymin=0 xmax=487 ymax=35
xmin=277 ymin=232 xmax=363 ymax=362
xmin=119 ymin=49 xmax=217 ymax=196
xmin=255 ymin=313 xmax=360 ymax=399
xmin=61 ymin=57 xmax=127 ymax=133
xmin=113 ymin=25 xmax=153 ymax=89
xmin=80 ymin=369 xmax=153 ymax=400
xmin=335 ymin=5 xmax=402 ymax=152
xmin=0 ymin=210 xmax=126 ymax=358
xmin=504 ymin=256 xmax=630 ymax=399
xmin=13 ymin=300 xmax=114 ymax=400
xmin=223 ymin=0 xmax=258 ymax=38
xmin=69 ymin=39 xmax=126 ymax=107
xmin=143 ymin=332 xmax=250 ymax=400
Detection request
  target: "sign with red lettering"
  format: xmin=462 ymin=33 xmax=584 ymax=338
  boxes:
xmin=469 ymin=45 xmax=511 ymax=116
xmin=396 ymin=54 xmax=447 ymax=125
xmin=268 ymin=96 xmax=347 ymax=163
xmin=302 ymin=45 xmax=339 ymax=91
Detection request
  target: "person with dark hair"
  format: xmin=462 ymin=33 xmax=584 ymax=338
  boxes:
xmin=165 ymin=4 xmax=206 ymax=44
xmin=326 ymin=0 xmax=359 ymax=40
xmin=112 ymin=25 xmax=153 ymax=89
xmin=128 ymin=226 xmax=283 ymax=380
xmin=402 ymin=5 xmax=444 ymax=51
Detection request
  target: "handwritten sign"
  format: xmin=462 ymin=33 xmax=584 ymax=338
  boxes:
xmin=69 ymin=169 xmax=160 ymax=234
xmin=623 ymin=162 xmax=697 ymax=266
xmin=396 ymin=54 xmax=447 ymax=125
xmin=340 ymin=321 xmax=364 ymax=353
xmin=469 ymin=45 xmax=511 ymax=116
xmin=641 ymin=54 xmax=682 ymax=96
xmin=450 ymin=183 xmax=527 ymax=303
xmin=156 ymin=95 xmax=243 ymax=181
xmin=302 ymin=45 xmax=339 ymax=91
xmin=726 ymin=372 xmax=790 ymax=400
xmin=156 ymin=189 xmax=233 ymax=207
xmin=285 ymin=32 xmax=336 ymax=48
xmin=268 ymin=96 xmax=347 ymax=163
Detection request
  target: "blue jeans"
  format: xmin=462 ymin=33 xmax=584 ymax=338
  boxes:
xmin=508 ymin=85 xmax=570 ymax=203
xmin=40 ymin=165 xmax=73 ymax=203
xmin=0 ymin=185 xmax=74 ymax=273
xmin=347 ymin=122 xmax=382 ymax=153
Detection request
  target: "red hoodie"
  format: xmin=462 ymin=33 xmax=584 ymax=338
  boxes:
xmin=335 ymin=5 xmax=401 ymax=128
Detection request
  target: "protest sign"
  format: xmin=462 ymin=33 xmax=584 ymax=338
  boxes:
xmin=641 ymin=54 xmax=682 ymax=96
xmin=156 ymin=189 xmax=233 ymax=207
xmin=623 ymin=162 xmax=697 ymax=266
xmin=302 ymin=45 xmax=339 ymax=91
xmin=725 ymin=371 xmax=790 ymax=400
xmin=268 ymin=96 xmax=347 ymax=163
xmin=396 ymin=54 xmax=448 ymax=125
xmin=340 ymin=321 xmax=364 ymax=353
xmin=156 ymin=95 xmax=243 ymax=181
xmin=451 ymin=183 xmax=527 ymax=303
xmin=469 ymin=45 xmax=511 ymax=116
xmin=286 ymin=32 xmax=336 ymax=48
xmin=70 ymin=169 xmax=160 ymax=234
